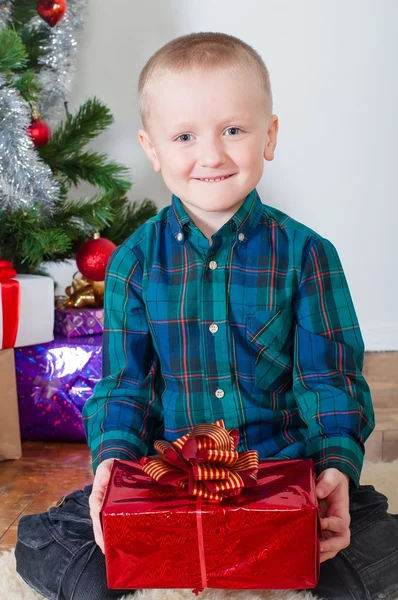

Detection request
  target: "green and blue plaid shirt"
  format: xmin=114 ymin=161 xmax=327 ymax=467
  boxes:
xmin=82 ymin=188 xmax=374 ymax=488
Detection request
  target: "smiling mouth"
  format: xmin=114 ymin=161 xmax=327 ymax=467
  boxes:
xmin=194 ymin=174 xmax=236 ymax=182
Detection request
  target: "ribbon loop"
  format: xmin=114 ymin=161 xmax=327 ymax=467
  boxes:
xmin=141 ymin=420 xmax=259 ymax=502
xmin=56 ymin=272 xmax=104 ymax=308
xmin=0 ymin=260 xmax=20 ymax=349
xmin=0 ymin=260 xmax=17 ymax=281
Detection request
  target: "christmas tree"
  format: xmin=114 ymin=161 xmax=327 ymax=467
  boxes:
xmin=0 ymin=0 xmax=157 ymax=274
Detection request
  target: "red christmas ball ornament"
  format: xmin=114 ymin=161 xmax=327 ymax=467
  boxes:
xmin=76 ymin=233 xmax=116 ymax=282
xmin=37 ymin=0 xmax=67 ymax=27
xmin=28 ymin=118 xmax=51 ymax=148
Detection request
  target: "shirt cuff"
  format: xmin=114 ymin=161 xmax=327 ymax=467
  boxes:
xmin=90 ymin=433 xmax=148 ymax=476
xmin=305 ymin=434 xmax=364 ymax=489
xmin=93 ymin=449 xmax=140 ymax=476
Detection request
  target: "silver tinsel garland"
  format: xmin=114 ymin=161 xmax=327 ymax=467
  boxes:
xmin=0 ymin=75 xmax=60 ymax=212
xmin=0 ymin=1 xmax=13 ymax=28
xmin=31 ymin=0 xmax=88 ymax=128
xmin=0 ymin=0 xmax=88 ymax=212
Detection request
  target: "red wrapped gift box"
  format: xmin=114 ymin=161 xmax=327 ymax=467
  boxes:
xmin=101 ymin=458 xmax=321 ymax=592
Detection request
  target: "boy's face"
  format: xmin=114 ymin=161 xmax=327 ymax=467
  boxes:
xmin=138 ymin=67 xmax=278 ymax=215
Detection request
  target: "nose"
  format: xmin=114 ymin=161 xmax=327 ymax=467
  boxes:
xmin=199 ymin=135 xmax=226 ymax=169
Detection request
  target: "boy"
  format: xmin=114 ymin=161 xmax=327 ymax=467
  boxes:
xmin=16 ymin=32 xmax=398 ymax=600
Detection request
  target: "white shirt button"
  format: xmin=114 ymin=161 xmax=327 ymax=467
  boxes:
xmin=209 ymin=260 xmax=218 ymax=270
xmin=215 ymin=389 xmax=225 ymax=399
xmin=209 ymin=323 xmax=219 ymax=334
xmin=176 ymin=232 xmax=183 ymax=241
xmin=238 ymin=233 xmax=245 ymax=241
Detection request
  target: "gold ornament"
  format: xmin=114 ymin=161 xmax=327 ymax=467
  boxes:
xmin=57 ymin=273 xmax=104 ymax=308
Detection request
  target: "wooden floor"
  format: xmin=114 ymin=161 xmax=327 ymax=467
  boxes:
xmin=0 ymin=442 xmax=92 ymax=553
xmin=0 ymin=351 xmax=397 ymax=554
xmin=362 ymin=352 xmax=398 ymax=461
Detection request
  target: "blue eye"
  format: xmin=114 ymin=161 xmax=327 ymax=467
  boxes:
xmin=176 ymin=134 xmax=193 ymax=143
xmin=175 ymin=127 xmax=242 ymax=142
xmin=225 ymin=127 xmax=242 ymax=136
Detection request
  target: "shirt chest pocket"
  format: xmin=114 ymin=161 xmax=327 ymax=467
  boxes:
xmin=245 ymin=308 xmax=294 ymax=392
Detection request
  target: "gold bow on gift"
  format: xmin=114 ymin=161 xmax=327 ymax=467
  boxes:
xmin=140 ymin=420 xmax=259 ymax=502
xmin=57 ymin=273 xmax=104 ymax=308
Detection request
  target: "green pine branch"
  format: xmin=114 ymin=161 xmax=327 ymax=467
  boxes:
xmin=102 ymin=198 xmax=158 ymax=246
xmin=0 ymin=194 xmax=159 ymax=273
xmin=0 ymin=206 xmax=71 ymax=273
xmin=39 ymin=98 xmax=115 ymax=156
xmin=50 ymin=151 xmax=132 ymax=196
xmin=0 ymin=27 xmax=27 ymax=73
xmin=54 ymin=192 xmax=115 ymax=238
xmin=18 ymin=23 xmax=49 ymax=70
xmin=22 ymin=228 xmax=73 ymax=267
xmin=8 ymin=0 xmax=42 ymax=31
xmin=8 ymin=69 xmax=40 ymax=102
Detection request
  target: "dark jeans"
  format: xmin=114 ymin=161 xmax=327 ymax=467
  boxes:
xmin=15 ymin=483 xmax=398 ymax=600
xmin=15 ymin=485 xmax=127 ymax=600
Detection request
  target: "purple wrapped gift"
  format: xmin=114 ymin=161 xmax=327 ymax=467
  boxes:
xmin=14 ymin=335 xmax=102 ymax=442
xmin=54 ymin=305 xmax=104 ymax=338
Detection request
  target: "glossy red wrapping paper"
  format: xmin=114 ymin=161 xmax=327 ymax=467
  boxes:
xmin=101 ymin=458 xmax=321 ymax=592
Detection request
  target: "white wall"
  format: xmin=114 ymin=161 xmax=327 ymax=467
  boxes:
xmin=48 ymin=0 xmax=398 ymax=351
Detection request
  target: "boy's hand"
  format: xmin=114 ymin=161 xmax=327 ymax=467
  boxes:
xmin=89 ymin=458 xmax=115 ymax=554
xmin=316 ymin=468 xmax=351 ymax=563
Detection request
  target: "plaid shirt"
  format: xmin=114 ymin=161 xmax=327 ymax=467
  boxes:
xmin=82 ymin=188 xmax=374 ymax=488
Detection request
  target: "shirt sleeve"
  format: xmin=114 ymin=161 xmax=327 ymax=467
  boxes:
xmin=82 ymin=243 xmax=164 ymax=476
xmin=292 ymin=236 xmax=375 ymax=489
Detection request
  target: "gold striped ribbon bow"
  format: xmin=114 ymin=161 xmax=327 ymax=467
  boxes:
xmin=140 ymin=419 xmax=259 ymax=501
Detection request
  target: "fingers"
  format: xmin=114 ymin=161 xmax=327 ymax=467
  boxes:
xmin=319 ymin=511 xmax=351 ymax=560
xmin=89 ymin=477 xmax=107 ymax=518
xmin=320 ymin=529 xmax=334 ymax=541
xmin=315 ymin=469 xmax=351 ymax=563
xmin=92 ymin=458 xmax=114 ymax=493
xmin=91 ymin=522 xmax=104 ymax=554
xmin=92 ymin=517 xmax=105 ymax=554
xmin=324 ymin=497 xmax=350 ymax=518
xmin=89 ymin=488 xmax=105 ymax=553
xmin=319 ymin=499 xmax=328 ymax=519
xmin=321 ymin=513 xmax=351 ymax=534
xmin=89 ymin=459 xmax=115 ymax=554
xmin=316 ymin=472 xmax=336 ymax=499
xmin=316 ymin=468 xmax=349 ymax=500
xmin=320 ymin=529 xmax=351 ymax=557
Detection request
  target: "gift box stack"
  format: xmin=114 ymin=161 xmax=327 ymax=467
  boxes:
xmin=2 ymin=234 xmax=116 ymax=449
xmin=0 ymin=260 xmax=54 ymax=459
xmin=14 ymin=274 xmax=104 ymax=443
xmin=101 ymin=421 xmax=321 ymax=593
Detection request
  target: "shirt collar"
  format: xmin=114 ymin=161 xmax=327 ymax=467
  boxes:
xmin=169 ymin=188 xmax=263 ymax=246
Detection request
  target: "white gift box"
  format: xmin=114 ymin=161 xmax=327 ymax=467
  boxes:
xmin=0 ymin=274 xmax=54 ymax=349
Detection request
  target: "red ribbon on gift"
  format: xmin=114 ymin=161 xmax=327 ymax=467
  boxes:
xmin=0 ymin=260 xmax=20 ymax=349
xmin=140 ymin=419 xmax=259 ymax=502
xmin=140 ymin=420 xmax=259 ymax=594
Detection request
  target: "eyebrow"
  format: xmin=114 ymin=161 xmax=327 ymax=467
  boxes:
xmin=171 ymin=117 xmax=246 ymax=129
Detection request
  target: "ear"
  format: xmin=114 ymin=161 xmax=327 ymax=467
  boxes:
xmin=264 ymin=115 xmax=279 ymax=162
xmin=138 ymin=128 xmax=161 ymax=172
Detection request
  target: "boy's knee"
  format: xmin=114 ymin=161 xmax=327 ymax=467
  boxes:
xmin=62 ymin=544 xmax=122 ymax=600
xmin=16 ymin=513 xmax=66 ymax=599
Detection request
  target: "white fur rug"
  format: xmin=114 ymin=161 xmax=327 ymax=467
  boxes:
xmin=1 ymin=459 xmax=397 ymax=600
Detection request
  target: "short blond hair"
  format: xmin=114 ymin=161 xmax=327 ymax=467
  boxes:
xmin=138 ymin=31 xmax=272 ymax=129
